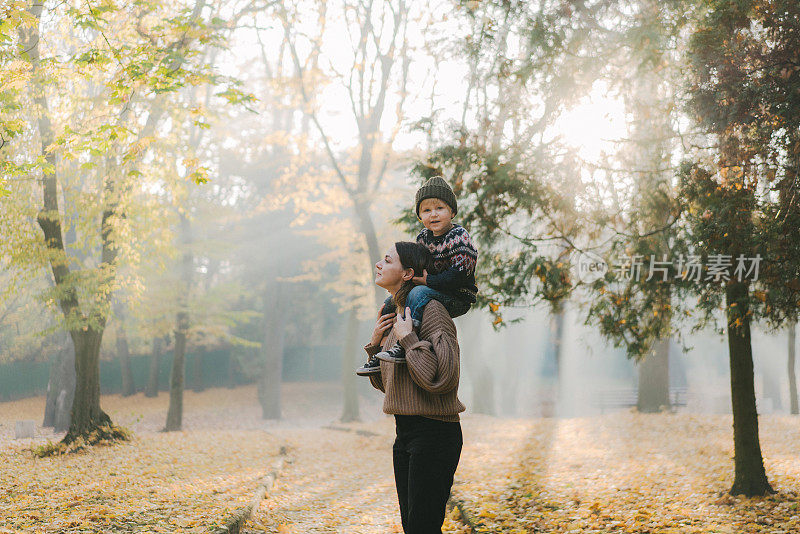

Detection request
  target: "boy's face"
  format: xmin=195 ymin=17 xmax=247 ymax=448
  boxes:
xmin=419 ymin=198 xmax=454 ymax=236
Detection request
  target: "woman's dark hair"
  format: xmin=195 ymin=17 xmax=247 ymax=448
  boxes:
xmin=393 ymin=241 xmax=432 ymax=311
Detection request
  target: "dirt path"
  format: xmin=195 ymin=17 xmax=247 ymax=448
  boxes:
xmin=246 ymin=418 xmax=405 ymax=533
xmin=244 ymin=413 xmax=516 ymax=534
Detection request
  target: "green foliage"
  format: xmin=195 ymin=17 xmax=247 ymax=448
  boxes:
xmin=402 ymin=134 xmax=574 ymax=328
xmin=0 ymin=0 xmax=255 ymax=359
xmin=0 ymin=4 xmax=34 ymax=196
xmin=401 ymin=0 xmax=647 ymax=331
xmin=681 ymin=0 xmax=800 ymax=330
xmin=419 ymin=0 xmax=798 ymax=361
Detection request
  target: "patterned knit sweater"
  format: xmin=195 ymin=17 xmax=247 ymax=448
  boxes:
xmin=367 ymin=300 xmax=466 ymax=422
xmin=416 ymin=223 xmax=478 ymax=303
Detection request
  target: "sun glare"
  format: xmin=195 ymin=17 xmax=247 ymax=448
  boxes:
xmin=550 ymin=83 xmax=629 ymax=163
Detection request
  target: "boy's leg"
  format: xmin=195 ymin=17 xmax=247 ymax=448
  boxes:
xmin=407 ymin=286 xmax=471 ymax=321
xmin=446 ymin=297 xmax=471 ymax=319
xmin=405 ymin=285 xmax=437 ymax=327
xmin=376 ymin=286 xmax=434 ymax=364
xmin=380 ymin=295 xmax=395 ymax=317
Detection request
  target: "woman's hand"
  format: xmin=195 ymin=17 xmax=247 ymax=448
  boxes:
xmin=412 ymin=269 xmax=428 ymax=286
xmin=370 ymin=310 xmax=396 ymax=346
xmin=393 ymin=307 xmax=413 ymax=339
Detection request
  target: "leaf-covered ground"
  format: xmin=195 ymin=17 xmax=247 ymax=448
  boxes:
xmin=3 ymin=384 xmax=800 ymax=533
xmin=0 ymin=384 xmax=299 ymax=533
xmin=1 ymin=427 xmax=283 ymax=532
xmin=451 ymin=412 xmax=800 ymax=534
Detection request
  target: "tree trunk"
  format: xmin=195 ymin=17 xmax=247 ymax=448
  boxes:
xmin=43 ymin=337 xmax=75 ymax=433
xmin=459 ymin=313 xmax=495 ymax=415
xmin=144 ymin=336 xmax=163 ymax=398
xmin=637 ymin=337 xmax=670 ymax=413
xmin=354 ymin=201 xmax=384 ymax=308
xmin=54 ymin=351 xmax=75 ymax=434
xmin=500 ymin=330 xmax=519 ymax=416
xmin=25 ymin=4 xmax=120 ymax=446
xmin=541 ymin=305 xmax=565 ymax=413
xmin=726 ymin=281 xmax=774 ymax=496
xmin=471 ymin=364 xmax=496 ymax=415
xmin=258 ymin=283 xmax=285 ymax=420
xmin=165 ymin=214 xmax=192 ymax=432
xmin=550 ymin=308 xmax=565 ymax=381
xmin=116 ymin=321 xmax=135 ymax=397
xmin=64 ymin=328 xmax=112 ymax=442
xmin=761 ymin=357 xmax=782 ymax=413
xmin=340 ymin=308 xmax=361 ymax=423
xmin=789 ymin=319 xmax=798 ymax=415
xmin=43 ymin=349 xmax=60 ymax=427
xmin=192 ymin=347 xmax=205 ymax=393
xmin=165 ymin=312 xmax=188 ymax=432
xmin=226 ymin=351 xmax=237 ymax=389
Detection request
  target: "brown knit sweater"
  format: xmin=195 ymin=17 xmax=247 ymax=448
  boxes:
xmin=366 ymin=299 xmax=466 ymax=422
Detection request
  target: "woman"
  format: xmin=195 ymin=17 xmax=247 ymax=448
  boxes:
xmin=364 ymin=241 xmax=466 ymax=534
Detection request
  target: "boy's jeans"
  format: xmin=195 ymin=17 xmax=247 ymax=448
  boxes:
xmin=381 ymin=285 xmax=471 ymax=329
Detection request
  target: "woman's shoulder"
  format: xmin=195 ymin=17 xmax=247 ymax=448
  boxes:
xmin=419 ymin=299 xmax=457 ymax=335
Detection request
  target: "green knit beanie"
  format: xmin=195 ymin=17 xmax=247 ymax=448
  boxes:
xmin=415 ymin=176 xmax=458 ymax=218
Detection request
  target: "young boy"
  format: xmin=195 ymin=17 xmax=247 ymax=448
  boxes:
xmin=356 ymin=176 xmax=478 ymax=376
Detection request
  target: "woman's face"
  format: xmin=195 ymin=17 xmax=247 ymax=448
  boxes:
xmin=375 ymin=245 xmax=412 ymax=291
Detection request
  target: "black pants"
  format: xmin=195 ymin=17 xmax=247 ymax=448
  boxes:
xmin=393 ymin=415 xmax=463 ymax=534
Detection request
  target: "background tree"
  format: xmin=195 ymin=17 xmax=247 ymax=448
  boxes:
xmin=10 ymin=0 xmax=247 ymax=452
xmin=790 ymin=319 xmax=798 ymax=415
xmin=265 ymin=0 xmax=420 ymax=421
xmin=397 ymin=0 xmax=623 ymax=411
xmin=415 ymin=0 xmax=797 ymax=497
xmin=207 ymin=6 xmax=344 ymax=420
xmin=677 ymin=0 xmax=800 ymax=495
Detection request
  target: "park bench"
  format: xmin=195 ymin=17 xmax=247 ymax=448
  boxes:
xmin=596 ymin=386 xmax=689 ymax=414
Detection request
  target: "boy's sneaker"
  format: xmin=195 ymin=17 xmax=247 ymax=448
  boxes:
xmin=376 ymin=343 xmax=406 ymax=363
xmin=356 ymin=355 xmax=381 ymax=376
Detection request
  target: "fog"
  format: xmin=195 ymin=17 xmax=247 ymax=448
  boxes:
xmin=0 ymin=0 xmax=796 ymax=426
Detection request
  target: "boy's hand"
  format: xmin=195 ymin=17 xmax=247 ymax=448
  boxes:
xmin=412 ymin=269 xmax=428 ymax=286
xmin=394 ymin=307 xmax=413 ymax=339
